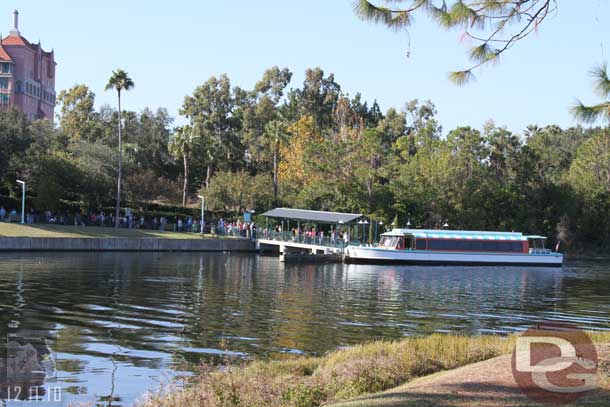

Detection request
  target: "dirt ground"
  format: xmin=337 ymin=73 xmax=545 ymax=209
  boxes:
xmin=330 ymin=345 xmax=610 ymax=407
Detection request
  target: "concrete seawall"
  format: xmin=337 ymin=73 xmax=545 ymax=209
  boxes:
xmin=0 ymin=237 xmax=256 ymax=252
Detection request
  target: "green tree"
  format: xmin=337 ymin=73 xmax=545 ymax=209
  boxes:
xmin=568 ymin=133 xmax=610 ymax=243
xmin=181 ymin=74 xmax=241 ymax=189
xmin=133 ymin=108 xmax=174 ymax=176
xmin=56 ymin=84 xmax=102 ymax=142
xmin=572 ymin=64 xmax=610 ymax=124
xmin=169 ymin=126 xmax=195 ymax=206
xmin=353 ymin=0 xmax=557 ymax=83
xmin=203 ymin=171 xmax=273 ymax=214
xmin=105 ymin=69 xmax=135 ymax=227
xmin=262 ymin=120 xmax=289 ymax=201
xmin=284 ymin=68 xmax=341 ymax=129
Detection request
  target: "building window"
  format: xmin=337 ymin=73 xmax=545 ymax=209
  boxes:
xmin=15 ymin=81 xmax=22 ymax=93
xmin=0 ymin=94 xmax=9 ymax=105
xmin=1 ymin=63 xmax=13 ymax=74
xmin=0 ymin=78 xmax=8 ymax=90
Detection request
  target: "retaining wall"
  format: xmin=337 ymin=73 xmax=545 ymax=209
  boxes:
xmin=0 ymin=237 xmax=256 ymax=252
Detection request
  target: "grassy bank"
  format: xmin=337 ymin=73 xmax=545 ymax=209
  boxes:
xmin=137 ymin=335 xmax=498 ymax=407
xmin=137 ymin=333 xmax=610 ymax=407
xmin=0 ymin=223 xmax=215 ymax=239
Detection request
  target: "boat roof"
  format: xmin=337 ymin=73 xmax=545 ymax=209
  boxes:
xmin=382 ymin=229 xmax=530 ymax=241
xmin=261 ymin=208 xmax=362 ymax=224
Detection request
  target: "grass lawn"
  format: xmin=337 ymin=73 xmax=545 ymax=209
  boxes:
xmin=0 ymin=222 xmax=217 ymax=239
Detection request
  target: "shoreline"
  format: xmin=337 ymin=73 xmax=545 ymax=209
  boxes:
xmin=136 ymin=333 xmax=610 ymax=407
xmin=0 ymin=236 xmax=256 ymax=252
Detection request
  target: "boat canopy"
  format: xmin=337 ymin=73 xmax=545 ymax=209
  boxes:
xmin=261 ymin=208 xmax=363 ymax=224
xmin=382 ymin=228 xmax=528 ymax=241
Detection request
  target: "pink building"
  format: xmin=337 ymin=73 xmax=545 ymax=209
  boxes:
xmin=0 ymin=10 xmax=56 ymax=121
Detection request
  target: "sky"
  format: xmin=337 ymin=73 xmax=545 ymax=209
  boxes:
xmin=4 ymin=0 xmax=610 ymax=134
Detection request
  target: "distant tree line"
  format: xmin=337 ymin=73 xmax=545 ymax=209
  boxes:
xmin=0 ymin=66 xmax=608 ymax=251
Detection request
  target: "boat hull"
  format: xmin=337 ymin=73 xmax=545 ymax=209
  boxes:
xmin=345 ymin=246 xmax=563 ymax=267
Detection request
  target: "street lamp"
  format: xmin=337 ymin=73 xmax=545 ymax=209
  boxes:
xmin=197 ymin=195 xmax=205 ymax=234
xmin=16 ymin=180 xmax=25 ymax=224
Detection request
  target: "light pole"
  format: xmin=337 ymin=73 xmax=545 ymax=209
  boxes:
xmin=197 ymin=195 xmax=205 ymax=234
xmin=364 ymin=219 xmax=369 ymax=244
xmin=16 ymin=180 xmax=25 ymax=224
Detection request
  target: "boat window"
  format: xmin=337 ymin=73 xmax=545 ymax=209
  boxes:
xmin=379 ymin=236 xmax=400 ymax=248
xmin=404 ymin=235 xmax=414 ymax=250
xmin=528 ymin=238 xmax=546 ymax=250
xmin=415 ymin=239 xmax=427 ymax=250
xmin=396 ymin=237 xmax=405 ymax=249
xmin=428 ymin=239 xmax=523 ymax=252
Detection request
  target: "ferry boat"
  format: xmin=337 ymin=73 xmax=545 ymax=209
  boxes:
xmin=344 ymin=229 xmax=563 ymax=267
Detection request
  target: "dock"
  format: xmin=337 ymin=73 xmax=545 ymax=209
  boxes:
xmin=256 ymin=208 xmax=368 ymax=263
xmin=256 ymin=237 xmax=345 ymax=263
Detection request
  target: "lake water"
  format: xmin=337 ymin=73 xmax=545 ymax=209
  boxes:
xmin=0 ymin=252 xmax=609 ymax=406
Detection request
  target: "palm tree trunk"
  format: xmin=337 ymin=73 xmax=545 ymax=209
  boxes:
xmin=273 ymin=140 xmax=279 ymax=200
xmin=182 ymin=153 xmax=188 ymax=206
xmin=114 ymin=90 xmax=122 ymax=228
xmin=205 ymin=164 xmax=212 ymax=190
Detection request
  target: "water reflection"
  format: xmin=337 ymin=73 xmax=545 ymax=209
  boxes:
xmin=0 ymin=253 xmax=608 ymax=405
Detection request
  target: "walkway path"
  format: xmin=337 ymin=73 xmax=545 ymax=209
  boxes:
xmin=331 ymin=345 xmax=609 ymax=407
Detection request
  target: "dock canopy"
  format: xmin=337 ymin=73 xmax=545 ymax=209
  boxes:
xmin=261 ymin=208 xmax=362 ymax=224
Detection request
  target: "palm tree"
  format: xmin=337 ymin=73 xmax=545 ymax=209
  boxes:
xmin=169 ymin=126 xmax=194 ymax=206
xmin=572 ymin=63 xmax=610 ymax=124
xmin=262 ymin=120 xmax=289 ymax=201
xmin=105 ymin=69 xmax=134 ymax=228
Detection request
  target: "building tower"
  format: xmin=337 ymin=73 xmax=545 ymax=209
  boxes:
xmin=0 ymin=10 xmax=56 ymax=120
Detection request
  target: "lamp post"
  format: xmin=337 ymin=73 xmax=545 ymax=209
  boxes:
xmin=364 ymin=219 xmax=369 ymax=244
xmin=358 ymin=220 xmax=364 ymax=243
xmin=16 ymin=180 xmax=25 ymax=224
xmin=197 ymin=195 xmax=205 ymax=234
xmin=406 ymin=219 xmax=411 ymax=228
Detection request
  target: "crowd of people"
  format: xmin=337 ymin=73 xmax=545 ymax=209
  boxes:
xmin=1 ymin=206 xmax=355 ymax=246
xmin=215 ymin=218 xmax=259 ymax=238
xmin=264 ymin=224 xmax=351 ymax=246
xmin=0 ymin=206 xmax=209 ymax=233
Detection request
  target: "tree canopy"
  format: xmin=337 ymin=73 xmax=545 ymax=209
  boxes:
xmin=353 ymin=0 xmax=557 ymax=83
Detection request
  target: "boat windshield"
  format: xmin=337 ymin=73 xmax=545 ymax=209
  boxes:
xmin=528 ymin=237 xmax=551 ymax=254
xmin=528 ymin=238 xmax=546 ymax=250
xmin=379 ymin=236 xmax=401 ymax=249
